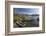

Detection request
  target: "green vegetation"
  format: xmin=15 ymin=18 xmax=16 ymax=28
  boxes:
xmin=13 ymin=14 xmax=39 ymax=27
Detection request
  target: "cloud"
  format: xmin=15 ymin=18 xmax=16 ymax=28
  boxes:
xmin=14 ymin=8 xmax=39 ymax=14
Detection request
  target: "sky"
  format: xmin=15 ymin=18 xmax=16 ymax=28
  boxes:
xmin=14 ymin=8 xmax=39 ymax=14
